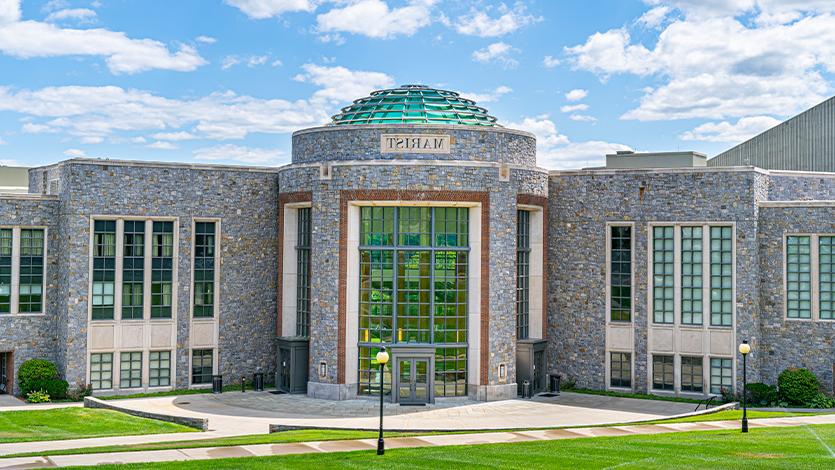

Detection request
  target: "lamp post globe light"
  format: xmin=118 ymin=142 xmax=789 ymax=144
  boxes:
xmin=739 ymin=340 xmax=751 ymax=433
xmin=376 ymin=346 xmax=390 ymax=455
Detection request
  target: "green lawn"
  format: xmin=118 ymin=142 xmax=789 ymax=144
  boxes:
xmin=4 ymin=409 xmax=826 ymax=459
xmin=0 ymin=408 xmax=195 ymax=444
xmin=66 ymin=423 xmax=835 ymax=469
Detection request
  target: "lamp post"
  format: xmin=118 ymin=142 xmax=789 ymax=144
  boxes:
xmin=376 ymin=346 xmax=390 ymax=455
xmin=738 ymin=340 xmax=751 ymax=433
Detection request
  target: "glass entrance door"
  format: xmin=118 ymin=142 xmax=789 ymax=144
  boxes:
xmin=397 ymin=357 xmax=430 ymax=405
xmin=533 ymin=350 xmax=545 ymax=394
xmin=0 ymin=352 xmax=7 ymax=394
xmin=278 ymin=348 xmax=291 ymax=392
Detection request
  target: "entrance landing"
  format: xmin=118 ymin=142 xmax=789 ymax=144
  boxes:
xmin=108 ymin=391 xmax=697 ymax=433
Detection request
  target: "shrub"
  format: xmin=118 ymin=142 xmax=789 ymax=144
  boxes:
xmin=18 ymin=359 xmax=59 ymax=395
xmin=719 ymin=386 xmax=737 ymax=404
xmin=26 ymin=390 xmax=50 ymax=404
xmin=778 ymin=368 xmax=820 ymax=406
xmin=67 ymin=382 xmax=93 ymax=401
xmin=746 ymin=382 xmax=778 ymax=406
xmin=27 ymin=378 xmax=69 ymax=400
xmin=808 ymin=393 xmax=835 ymax=409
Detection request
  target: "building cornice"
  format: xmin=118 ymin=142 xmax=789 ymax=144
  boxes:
xmin=31 ymin=158 xmax=284 ymax=174
xmin=292 ymin=123 xmax=536 ymax=140
xmin=277 ymin=159 xmax=549 ymax=175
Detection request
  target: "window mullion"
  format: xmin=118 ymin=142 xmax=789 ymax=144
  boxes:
xmin=812 ymin=234 xmax=821 ymax=321
xmin=391 ymin=208 xmax=398 ymax=345
xmin=114 ymin=220 xmax=124 ymax=320
xmin=11 ymin=227 xmax=19 ymax=314
xmin=429 ymin=207 xmax=435 ymax=345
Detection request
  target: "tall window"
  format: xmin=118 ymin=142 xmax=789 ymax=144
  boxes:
xmin=710 ymin=357 xmax=733 ymax=394
xmin=151 ymin=222 xmax=173 ymax=319
xmin=516 ymin=210 xmax=530 ymax=339
xmin=19 ymin=229 xmax=45 ymax=313
xmin=193 ymin=222 xmax=215 ymax=318
xmin=610 ymin=352 xmax=631 ymax=388
xmin=681 ymin=226 xmax=703 ymax=325
xmin=90 ymin=353 xmax=113 ymax=390
xmin=122 ymin=221 xmax=144 ymax=320
xmin=610 ymin=226 xmax=631 ymax=322
xmin=120 ymin=351 xmax=142 ymax=388
xmin=192 ymin=349 xmax=213 ymax=384
xmin=0 ymin=229 xmax=11 ymax=314
xmin=149 ymin=351 xmax=171 ymax=387
xmin=358 ymin=206 xmax=468 ymax=397
xmin=296 ymin=209 xmax=311 ymax=336
xmin=652 ymin=226 xmax=674 ymax=324
xmin=652 ymin=355 xmax=674 ymax=391
xmin=681 ymin=356 xmax=704 ymax=393
xmin=91 ymin=221 xmax=116 ymax=319
xmin=710 ymin=227 xmax=734 ymax=326
xmin=820 ymin=236 xmax=835 ymax=320
xmin=786 ymin=235 xmax=812 ymax=319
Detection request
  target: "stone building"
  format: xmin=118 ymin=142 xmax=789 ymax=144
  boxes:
xmin=1 ymin=84 xmax=834 ymax=403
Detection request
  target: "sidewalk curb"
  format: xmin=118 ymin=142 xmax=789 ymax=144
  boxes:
xmin=84 ymin=397 xmax=208 ymax=431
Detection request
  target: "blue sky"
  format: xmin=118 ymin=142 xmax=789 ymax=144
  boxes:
xmin=0 ymin=0 xmax=834 ymax=169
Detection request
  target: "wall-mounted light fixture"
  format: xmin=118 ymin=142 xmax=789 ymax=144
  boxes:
xmin=498 ymin=363 xmax=507 ymax=381
xmin=319 ymin=361 xmax=328 ymax=378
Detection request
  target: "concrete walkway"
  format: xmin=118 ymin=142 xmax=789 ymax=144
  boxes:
xmin=2 ymin=413 xmax=834 ymax=468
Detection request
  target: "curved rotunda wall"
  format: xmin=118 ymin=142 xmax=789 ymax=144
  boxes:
xmin=291 ymin=124 xmax=537 ymax=166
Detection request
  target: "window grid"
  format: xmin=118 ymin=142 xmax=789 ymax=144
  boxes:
xmin=610 ymin=352 xmax=631 ymax=388
xmin=710 ymin=227 xmax=734 ymax=326
xmin=358 ymin=346 xmax=392 ymax=396
xmin=19 ymin=229 xmax=45 ymax=313
xmin=517 ymin=210 xmax=530 ymax=339
xmin=610 ymin=226 xmax=632 ymax=322
xmin=710 ymin=357 xmax=733 ymax=394
xmin=819 ymin=236 xmax=835 ymax=320
xmin=91 ymin=221 xmax=116 ymax=319
xmin=122 ymin=220 xmax=144 ymax=320
xmin=119 ymin=351 xmax=142 ymax=388
xmin=149 ymin=351 xmax=171 ymax=387
xmin=435 ymin=347 xmax=467 ymax=397
xmin=785 ymin=235 xmax=812 ymax=319
xmin=193 ymin=222 xmax=216 ymax=318
xmin=0 ymin=229 xmax=11 ymax=314
xmin=681 ymin=226 xmax=703 ymax=325
xmin=90 ymin=353 xmax=113 ymax=390
xmin=681 ymin=356 xmax=704 ymax=393
xmin=151 ymin=221 xmax=174 ymax=319
xmin=652 ymin=226 xmax=674 ymax=324
xmin=295 ymin=209 xmax=311 ymax=336
xmin=358 ymin=207 xmax=469 ymax=397
xmin=191 ymin=349 xmax=213 ymax=384
xmin=652 ymin=355 xmax=674 ymax=391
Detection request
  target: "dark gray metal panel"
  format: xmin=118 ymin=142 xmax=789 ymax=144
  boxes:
xmin=709 ymin=96 xmax=835 ymax=171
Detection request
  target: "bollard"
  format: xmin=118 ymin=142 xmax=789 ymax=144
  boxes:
xmin=253 ymin=372 xmax=264 ymax=392
xmin=241 ymin=376 xmax=246 ymax=393
xmin=212 ymin=375 xmax=223 ymax=394
xmin=523 ymin=380 xmax=531 ymax=399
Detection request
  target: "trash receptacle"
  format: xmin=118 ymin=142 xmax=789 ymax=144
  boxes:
xmin=253 ymin=372 xmax=264 ymax=391
xmin=212 ymin=375 xmax=223 ymax=394
xmin=549 ymin=374 xmax=561 ymax=395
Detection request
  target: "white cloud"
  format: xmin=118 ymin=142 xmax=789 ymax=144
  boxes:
xmin=679 ymin=115 xmax=781 ymax=142
xmin=507 ymin=114 xmax=630 ymax=168
xmin=0 ymin=1 xmax=206 ymax=74
xmin=147 ymin=140 xmax=177 ymax=150
xmin=63 ymin=148 xmax=86 ymax=157
xmin=0 ymin=64 xmax=392 ymax=144
xmin=472 ymin=42 xmax=519 ymax=68
xmin=224 ymin=0 xmax=316 ymax=19
xmin=636 ymin=5 xmax=670 ymax=28
xmin=194 ymin=144 xmax=287 ymax=165
xmin=569 ymin=114 xmax=597 ymax=123
xmin=453 ymin=2 xmax=542 ymax=37
xmin=542 ymin=55 xmax=560 ymax=68
xmin=221 ymin=56 xmax=239 ymax=70
xmin=564 ymin=89 xmax=588 ymax=101
xmin=293 ymin=63 xmax=394 ymax=104
xmin=459 ymin=85 xmax=512 ymax=103
xmin=247 ymin=55 xmax=268 ymax=67
xmin=316 ymin=0 xmax=437 ymax=39
xmin=221 ymin=54 xmax=271 ymax=69
xmin=560 ymin=103 xmax=588 ymax=113
xmin=151 ymin=131 xmax=196 ymax=141
xmin=45 ymin=8 xmax=97 ymax=23
xmin=566 ymin=11 xmax=835 ymax=121
xmin=195 ymin=35 xmax=217 ymax=44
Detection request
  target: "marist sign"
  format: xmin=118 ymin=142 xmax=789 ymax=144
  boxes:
xmin=380 ymin=134 xmax=452 ymax=154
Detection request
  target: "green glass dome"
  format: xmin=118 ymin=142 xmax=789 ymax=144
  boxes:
xmin=330 ymin=84 xmax=499 ymax=127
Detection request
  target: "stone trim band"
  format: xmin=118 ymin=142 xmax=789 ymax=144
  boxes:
xmin=277 ymin=191 xmax=313 ymax=337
